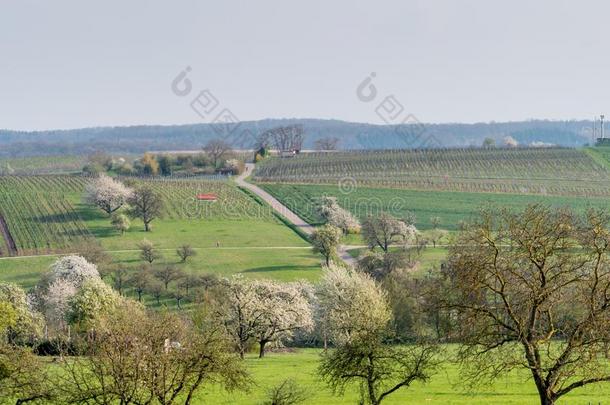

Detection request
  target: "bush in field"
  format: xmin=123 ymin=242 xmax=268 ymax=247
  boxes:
xmin=110 ymin=213 xmax=130 ymax=235
xmin=176 ymin=244 xmax=196 ymax=263
xmin=85 ymin=174 xmax=132 ymax=215
xmin=0 ymin=283 xmax=43 ymax=344
xmin=0 ymin=343 xmax=56 ymax=403
xmin=263 ymin=379 xmax=309 ymax=405
xmin=138 ymin=239 xmax=161 ymax=264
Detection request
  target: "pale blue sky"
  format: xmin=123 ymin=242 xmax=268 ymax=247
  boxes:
xmin=1 ymin=0 xmax=609 ymax=130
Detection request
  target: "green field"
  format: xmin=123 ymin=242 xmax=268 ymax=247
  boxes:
xmin=0 ymin=155 xmax=86 ymax=175
xmin=254 ymin=148 xmax=610 ymax=196
xmin=259 ymin=183 xmax=610 ymax=230
xmin=191 ymin=348 xmax=610 ymax=404
xmin=0 ymin=175 xmax=279 ymax=256
xmin=0 ymin=174 xmax=323 ymax=292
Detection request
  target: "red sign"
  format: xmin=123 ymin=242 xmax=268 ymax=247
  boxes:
xmin=196 ymin=193 xmax=218 ymax=201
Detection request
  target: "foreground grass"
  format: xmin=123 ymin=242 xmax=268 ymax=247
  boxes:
xmin=194 ymin=348 xmax=610 ymax=404
xmin=0 ymin=246 xmax=322 ymax=290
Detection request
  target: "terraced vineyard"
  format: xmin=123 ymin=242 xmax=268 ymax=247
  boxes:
xmin=125 ymin=177 xmax=275 ymax=220
xmin=254 ymin=147 xmax=610 ymax=196
xmin=0 ymin=176 xmax=92 ymax=255
xmin=0 ymin=155 xmax=87 ymax=174
xmin=0 ymin=175 xmax=274 ymax=256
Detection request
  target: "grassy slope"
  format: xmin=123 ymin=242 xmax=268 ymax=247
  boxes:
xmin=194 ymin=349 xmax=610 ymax=404
xmin=259 ymin=183 xmax=610 ymax=230
xmin=0 ymin=178 xmax=322 ymax=289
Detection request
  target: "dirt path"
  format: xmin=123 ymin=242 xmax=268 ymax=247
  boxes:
xmin=236 ymin=164 xmax=358 ymax=267
xmin=0 ymin=213 xmax=17 ymax=256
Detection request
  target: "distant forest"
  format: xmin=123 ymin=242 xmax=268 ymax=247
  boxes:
xmin=0 ymin=118 xmax=596 ymax=157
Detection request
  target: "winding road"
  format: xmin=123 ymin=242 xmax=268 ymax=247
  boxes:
xmin=236 ymin=164 xmax=358 ymax=266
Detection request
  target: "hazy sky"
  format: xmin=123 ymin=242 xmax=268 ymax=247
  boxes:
xmin=1 ymin=0 xmax=609 ymax=130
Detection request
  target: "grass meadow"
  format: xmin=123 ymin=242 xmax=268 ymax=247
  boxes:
xmin=259 ymin=183 xmax=610 ymax=230
xmin=192 ymin=348 xmax=610 ymax=404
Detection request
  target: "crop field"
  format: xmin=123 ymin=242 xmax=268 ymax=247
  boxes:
xmin=259 ymin=183 xmax=610 ymax=230
xmin=253 ymin=147 xmax=610 ymax=196
xmin=0 ymin=155 xmax=87 ymax=174
xmin=122 ymin=177 xmax=275 ymax=220
xmin=0 ymin=175 xmax=279 ymax=256
xmin=0 ymin=176 xmax=92 ymax=255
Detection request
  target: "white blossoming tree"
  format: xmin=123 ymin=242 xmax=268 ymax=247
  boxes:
xmin=85 ymin=174 xmax=133 ymax=215
xmin=215 ymin=276 xmax=314 ymax=358
xmin=317 ymin=196 xmax=361 ymax=234
xmin=37 ymin=255 xmax=101 ymax=331
xmin=316 ymin=264 xmax=437 ymax=405
xmin=315 ymin=264 xmax=390 ymax=345
xmin=253 ymin=280 xmax=314 ymax=358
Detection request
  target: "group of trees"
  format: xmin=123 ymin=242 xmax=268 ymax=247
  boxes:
xmin=0 ymin=282 xmax=248 ymax=404
xmin=314 ymin=204 xmax=610 ymax=405
xmin=4 ymin=204 xmax=610 ymax=405
xmin=85 ymin=174 xmax=164 ymax=232
xmin=82 ymin=139 xmax=244 ymax=177
xmin=0 ymin=245 xmax=439 ymax=405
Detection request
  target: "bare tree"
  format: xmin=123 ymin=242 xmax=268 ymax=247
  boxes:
xmin=127 ymin=186 xmax=164 ymax=232
xmin=262 ymin=125 xmax=305 ymax=152
xmin=138 ymin=239 xmax=161 ymax=264
xmin=314 ymin=136 xmax=339 ymax=151
xmin=362 ymin=213 xmax=417 ymax=253
xmin=203 ymin=139 xmax=233 ymax=168
xmin=107 ymin=265 xmax=129 ymax=295
xmin=147 ymin=281 xmax=164 ymax=305
xmin=447 ymin=205 xmax=610 ymax=405
xmin=155 ymin=266 xmax=185 ymax=290
xmin=176 ymin=244 xmax=197 ymax=263
xmin=59 ymin=302 xmax=249 ymax=404
xmin=129 ymin=265 xmax=152 ymax=302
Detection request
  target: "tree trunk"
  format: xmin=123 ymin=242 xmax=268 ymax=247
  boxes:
xmin=325 ymin=255 xmax=330 ymax=266
xmin=259 ymin=341 xmax=267 ymax=358
xmin=144 ymin=221 xmax=150 ymax=232
xmin=535 ymin=385 xmax=555 ymax=405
